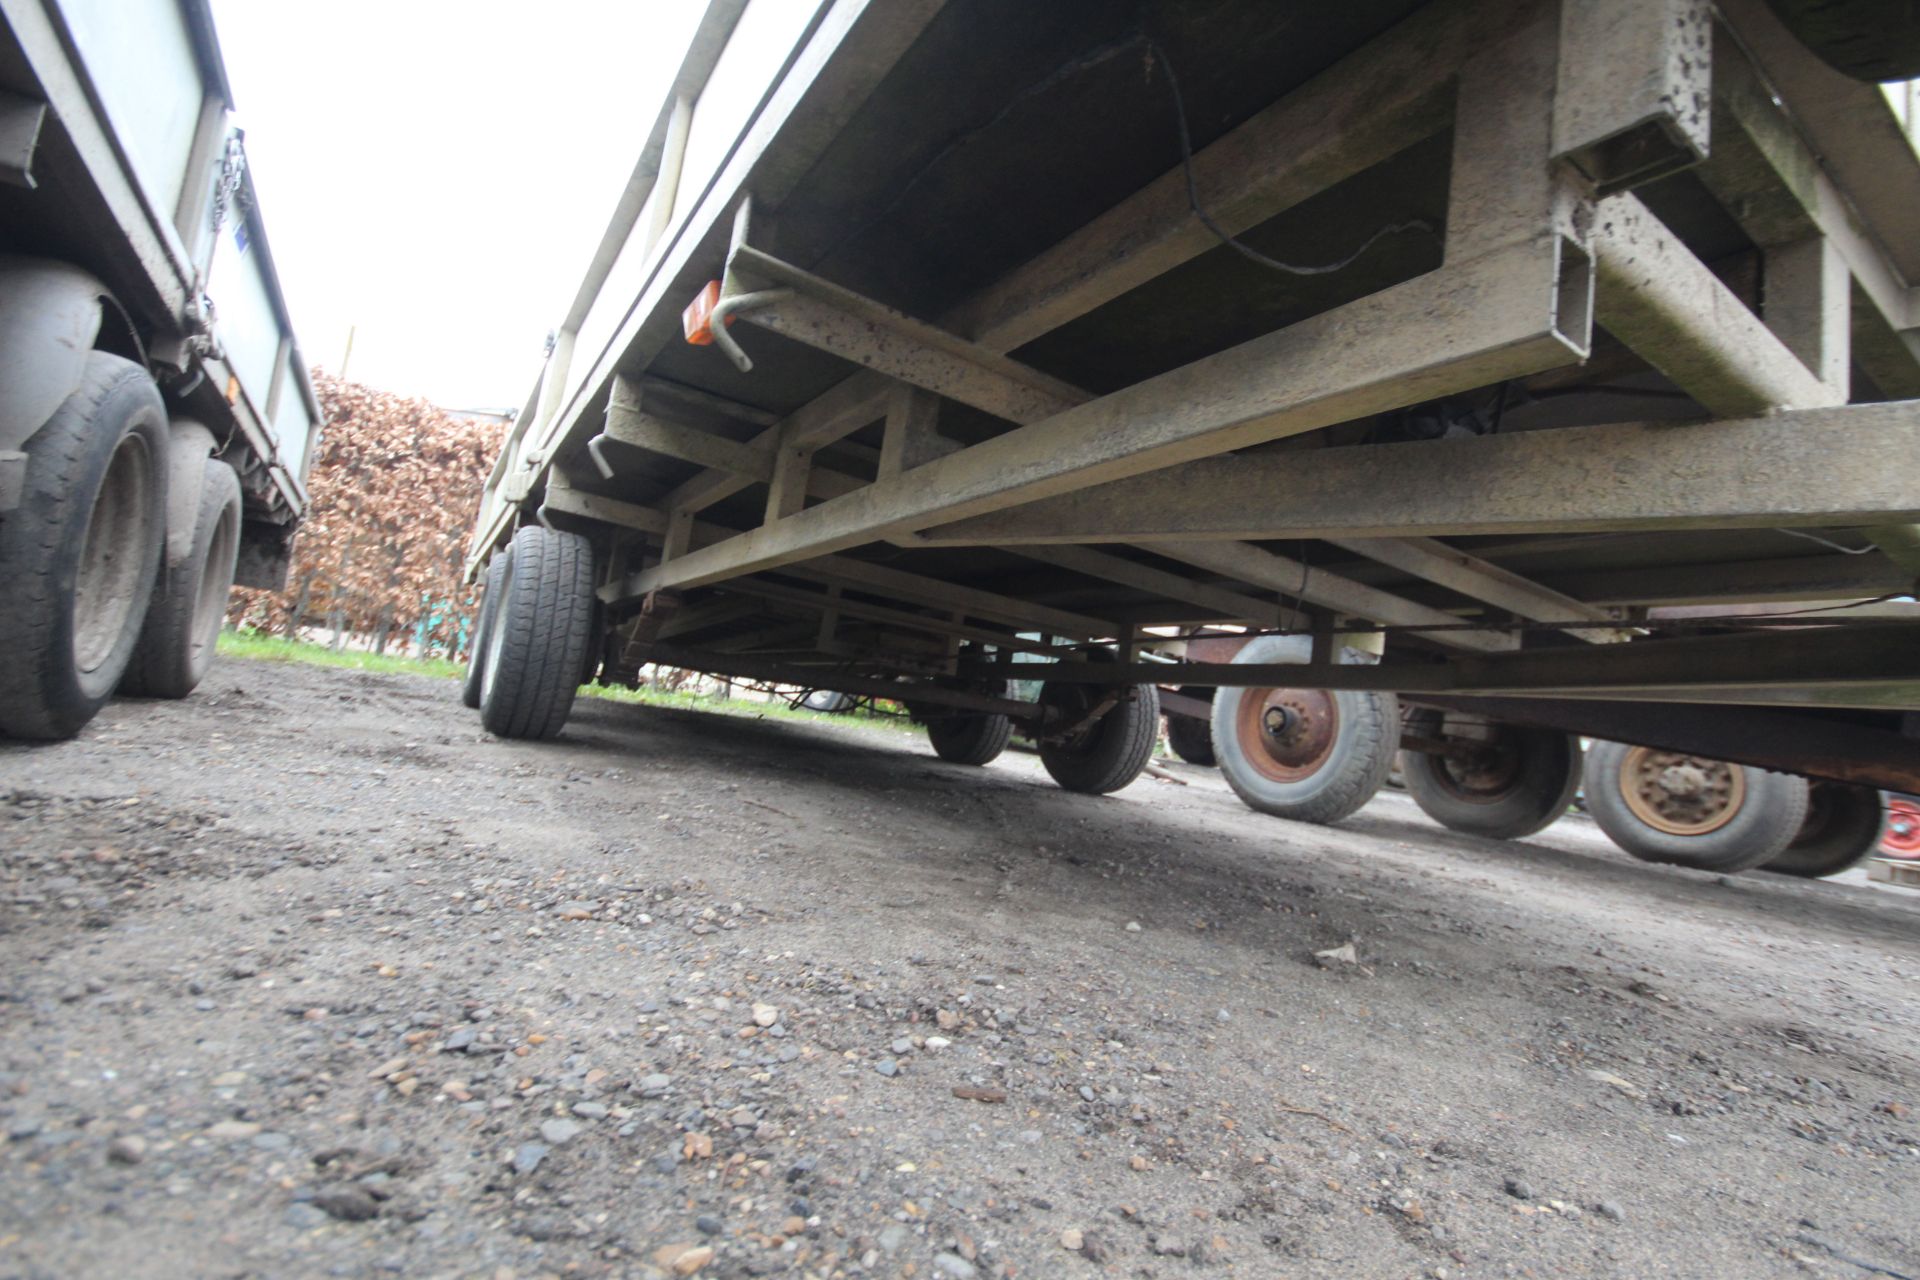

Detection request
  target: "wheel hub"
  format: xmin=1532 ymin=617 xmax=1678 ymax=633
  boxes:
xmin=1620 ymin=747 xmax=1745 ymax=836
xmin=1438 ymin=739 xmax=1522 ymax=801
xmin=1236 ymin=687 xmax=1338 ymax=783
xmin=1884 ymin=798 xmax=1920 ymax=858
xmin=1656 ymin=764 xmax=1711 ymax=798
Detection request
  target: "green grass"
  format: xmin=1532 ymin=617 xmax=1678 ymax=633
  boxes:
xmin=217 ymin=630 xmax=467 ymax=679
xmin=216 ymin=629 xmax=916 ymax=733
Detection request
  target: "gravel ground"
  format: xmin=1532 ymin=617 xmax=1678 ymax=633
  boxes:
xmin=1 ymin=657 xmax=1917 ymax=1280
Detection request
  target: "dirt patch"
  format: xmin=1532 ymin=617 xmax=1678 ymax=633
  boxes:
xmin=1 ymin=659 xmax=1916 ymax=1279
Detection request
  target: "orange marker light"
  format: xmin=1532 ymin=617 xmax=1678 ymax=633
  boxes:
xmin=682 ymin=280 xmax=729 ymax=346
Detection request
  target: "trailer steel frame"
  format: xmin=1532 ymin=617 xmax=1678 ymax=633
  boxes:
xmin=469 ymin=0 xmax=1920 ymax=791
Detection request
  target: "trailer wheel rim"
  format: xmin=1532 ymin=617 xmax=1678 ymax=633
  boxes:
xmin=1235 ymin=687 xmax=1338 ymax=783
xmin=73 ymin=433 xmax=155 ymax=675
xmin=1618 ymin=747 xmax=1745 ymax=836
xmin=1425 ymin=727 xmax=1524 ymax=805
xmin=1883 ymin=798 xmax=1920 ymax=857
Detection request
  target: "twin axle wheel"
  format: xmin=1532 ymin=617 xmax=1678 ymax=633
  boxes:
xmin=1210 ymin=635 xmax=1397 ymax=825
xmin=919 ymin=679 xmax=1159 ymax=796
xmin=1202 ymin=649 xmax=1869 ymax=878
xmin=459 ymin=548 xmax=1881 ymax=877
xmin=1400 ymin=708 xmax=1582 ymax=840
xmin=468 ymin=525 xmax=594 ymax=741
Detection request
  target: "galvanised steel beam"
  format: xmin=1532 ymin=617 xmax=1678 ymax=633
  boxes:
xmin=917 ymin=402 xmax=1920 ymax=547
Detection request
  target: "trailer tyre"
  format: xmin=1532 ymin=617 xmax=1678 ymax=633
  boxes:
xmin=1037 ymin=681 xmax=1159 ymax=794
xmin=0 ymin=353 xmax=167 ymax=740
xmin=119 ymin=461 xmax=241 ymax=699
xmin=1586 ymin=741 xmax=1809 ymax=873
xmin=928 ymin=712 xmax=1013 ymax=765
xmin=461 ymin=548 xmax=513 ymax=710
xmin=1164 ymin=687 xmax=1216 ymax=765
xmin=1401 ymin=707 xmax=1582 ymax=840
xmin=1762 ymin=0 xmax=1920 ymax=81
xmin=479 ymin=525 xmax=594 ymax=740
xmin=1210 ymin=635 xmax=1396 ymax=825
xmin=1764 ymin=782 xmax=1886 ymax=878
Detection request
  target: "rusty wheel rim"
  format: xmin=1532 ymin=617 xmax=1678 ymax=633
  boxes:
xmin=1234 ymin=687 xmax=1338 ymax=783
xmin=1883 ymin=798 xmax=1920 ymax=858
xmin=1618 ymin=747 xmax=1745 ymax=836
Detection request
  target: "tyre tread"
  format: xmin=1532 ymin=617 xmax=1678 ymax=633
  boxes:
xmin=1040 ymin=684 xmax=1159 ymax=794
xmin=479 ymin=526 xmax=593 ymax=740
xmin=928 ymin=713 xmax=1013 ymax=765
xmin=0 ymin=353 xmax=166 ymax=738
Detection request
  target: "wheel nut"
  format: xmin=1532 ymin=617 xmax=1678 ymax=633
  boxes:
xmin=1657 ymin=764 xmax=1707 ymax=797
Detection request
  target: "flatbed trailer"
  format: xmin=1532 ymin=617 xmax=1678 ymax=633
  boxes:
xmin=466 ymin=0 xmax=1920 ymax=875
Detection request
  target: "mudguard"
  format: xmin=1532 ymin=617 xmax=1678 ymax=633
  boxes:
xmin=0 ymin=255 xmax=107 ymax=456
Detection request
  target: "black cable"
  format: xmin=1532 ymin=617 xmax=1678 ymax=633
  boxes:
xmin=1146 ymin=38 xmax=1440 ymax=276
xmin=823 ymin=31 xmax=1439 ymax=283
xmin=1774 ymin=528 xmax=1879 ymax=556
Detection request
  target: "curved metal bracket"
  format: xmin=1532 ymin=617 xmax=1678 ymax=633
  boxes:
xmin=708 ymin=287 xmax=792 ymax=373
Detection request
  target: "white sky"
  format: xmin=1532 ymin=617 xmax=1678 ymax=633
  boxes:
xmin=208 ymin=1 xmax=702 ymax=410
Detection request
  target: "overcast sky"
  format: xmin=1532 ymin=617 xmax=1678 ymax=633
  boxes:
xmin=209 ymin=1 xmax=702 ymax=410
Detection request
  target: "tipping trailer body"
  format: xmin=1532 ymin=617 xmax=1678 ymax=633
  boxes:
xmin=466 ymin=0 xmax=1920 ymax=813
xmin=0 ymin=0 xmax=320 ymax=738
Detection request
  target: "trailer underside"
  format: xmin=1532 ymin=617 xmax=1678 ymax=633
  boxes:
xmin=469 ymin=0 xmax=1920 ymax=794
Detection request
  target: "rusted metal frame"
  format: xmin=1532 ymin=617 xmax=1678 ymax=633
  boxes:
xmin=922 ymin=403 xmax=1920 ymax=547
xmin=629 ymin=644 xmax=1046 ymax=721
xmin=1549 ymin=0 xmax=1711 ymax=196
xmin=1042 ymin=691 xmax=1123 ymax=745
xmin=999 ymin=625 xmax=1920 ymax=706
xmin=1140 ymin=541 xmax=1518 ymax=654
xmin=1409 ymin=694 xmax=1920 ymax=793
xmin=1321 ymin=537 xmax=1628 ymax=643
